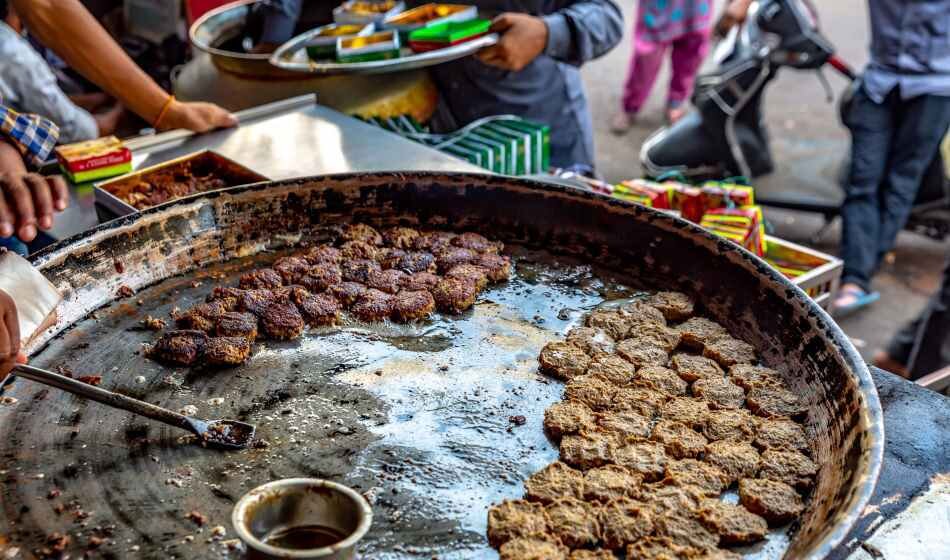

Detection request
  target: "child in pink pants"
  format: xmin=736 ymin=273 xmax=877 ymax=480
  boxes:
xmin=612 ymin=0 xmax=713 ymax=133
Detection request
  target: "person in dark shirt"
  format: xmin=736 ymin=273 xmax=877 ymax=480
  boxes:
xmin=254 ymin=0 xmax=624 ymax=170
xmin=428 ymin=0 xmax=623 ymax=170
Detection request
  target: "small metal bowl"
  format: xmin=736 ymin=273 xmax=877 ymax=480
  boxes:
xmin=232 ymin=479 xmax=373 ymax=559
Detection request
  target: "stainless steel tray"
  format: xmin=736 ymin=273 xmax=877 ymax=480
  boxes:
xmin=270 ymin=29 xmax=498 ymax=75
xmin=94 ymin=150 xmax=268 ymax=217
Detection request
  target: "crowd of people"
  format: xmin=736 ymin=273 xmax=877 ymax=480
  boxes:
xmin=0 ymin=0 xmax=948 ymax=381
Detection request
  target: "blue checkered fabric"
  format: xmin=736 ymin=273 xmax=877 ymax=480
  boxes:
xmin=0 ymin=101 xmax=60 ymax=168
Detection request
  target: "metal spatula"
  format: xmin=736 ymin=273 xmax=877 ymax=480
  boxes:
xmin=12 ymin=364 xmax=256 ymax=450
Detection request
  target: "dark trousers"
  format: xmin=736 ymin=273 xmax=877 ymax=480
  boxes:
xmin=887 ymin=256 xmax=950 ymax=379
xmin=841 ymin=87 xmax=950 ymax=291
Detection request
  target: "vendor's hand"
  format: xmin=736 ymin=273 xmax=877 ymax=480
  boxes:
xmin=158 ymin=100 xmax=238 ymax=133
xmin=0 ymin=289 xmax=25 ymax=378
xmin=716 ymin=0 xmax=752 ymax=38
xmin=476 ymin=13 xmax=548 ymax=72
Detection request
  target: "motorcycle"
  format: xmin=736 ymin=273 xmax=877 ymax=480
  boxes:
xmin=639 ymin=0 xmax=950 ymax=240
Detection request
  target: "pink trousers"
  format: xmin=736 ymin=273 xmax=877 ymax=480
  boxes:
xmin=621 ymin=28 xmax=711 ymax=115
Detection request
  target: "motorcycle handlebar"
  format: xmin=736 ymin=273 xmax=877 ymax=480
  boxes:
xmin=826 ymin=55 xmax=857 ymax=81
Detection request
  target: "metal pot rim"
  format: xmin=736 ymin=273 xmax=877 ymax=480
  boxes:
xmin=231 ymin=478 xmax=374 ymax=557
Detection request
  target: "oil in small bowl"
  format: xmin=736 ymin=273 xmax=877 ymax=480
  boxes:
xmin=263 ymin=524 xmax=347 ymax=550
xmin=233 ymin=479 xmax=373 ymax=559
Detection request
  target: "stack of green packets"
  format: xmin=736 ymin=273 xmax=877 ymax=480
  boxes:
xmin=360 ymin=115 xmax=550 ymax=175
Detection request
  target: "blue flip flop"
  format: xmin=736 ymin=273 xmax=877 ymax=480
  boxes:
xmin=833 ymin=288 xmax=880 ymax=317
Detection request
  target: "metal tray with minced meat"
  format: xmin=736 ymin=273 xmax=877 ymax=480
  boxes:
xmin=487 ymin=291 xmax=815 ymax=558
xmin=146 ymin=224 xmax=511 ymax=369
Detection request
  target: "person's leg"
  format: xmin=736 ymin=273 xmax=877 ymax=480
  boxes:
xmin=874 ymin=95 xmax=950 ymax=266
xmin=614 ymin=35 xmax=669 ymax=133
xmin=667 ymin=28 xmax=712 ymax=123
xmin=836 ymin=88 xmax=896 ymax=304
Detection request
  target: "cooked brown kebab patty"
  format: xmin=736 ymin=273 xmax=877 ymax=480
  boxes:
xmin=487 ymin=291 xmax=815 ymax=556
xmin=147 ymin=225 xmax=511 ymax=369
xmin=204 ymin=336 xmax=252 ymax=367
xmin=214 ymin=311 xmax=258 ymax=340
xmin=392 ymin=290 xmax=436 ymax=323
xmin=147 ymin=330 xmax=208 ymax=366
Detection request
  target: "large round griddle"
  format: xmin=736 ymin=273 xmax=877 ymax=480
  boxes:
xmin=0 ymin=173 xmax=882 ymax=559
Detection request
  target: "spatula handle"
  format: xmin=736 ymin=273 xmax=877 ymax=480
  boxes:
xmin=13 ymin=364 xmax=194 ymax=433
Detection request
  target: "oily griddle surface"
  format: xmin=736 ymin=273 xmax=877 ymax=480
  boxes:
xmin=0 ymin=247 xmax=790 ymax=559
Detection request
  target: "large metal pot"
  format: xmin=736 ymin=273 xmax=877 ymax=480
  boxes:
xmin=7 ymin=173 xmax=882 ymax=559
xmin=189 ymin=0 xmax=301 ymax=78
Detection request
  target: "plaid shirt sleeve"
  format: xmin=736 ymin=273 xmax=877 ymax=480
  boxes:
xmin=0 ymin=101 xmax=60 ymax=168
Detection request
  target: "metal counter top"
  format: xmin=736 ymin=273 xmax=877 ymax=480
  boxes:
xmin=834 ymin=367 xmax=950 ymax=559
xmin=47 ymin=96 xmax=479 ymax=241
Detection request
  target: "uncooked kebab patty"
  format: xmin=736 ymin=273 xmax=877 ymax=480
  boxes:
xmin=486 ymin=500 xmax=550 ymax=548
xmin=543 ymin=401 xmax=595 ymax=439
xmin=676 ymin=317 xmax=728 ymax=349
xmin=738 ymin=478 xmax=805 ymax=525
xmin=754 ymin=418 xmax=808 ymax=451
xmin=539 ymin=341 xmax=590 ymax=381
xmin=647 ymin=291 xmax=695 ymax=321
xmin=545 ymin=497 xmax=600 ymax=549
xmin=498 ymin=538 xmax=567 ymax=560
xmin=671 ymin=353 xmax=724 ymax=383
xmin=698 ymin=500 xmax=768 ymax=545
xmin=586 ymin=354 xmax=637 ymax=386
xmin=651 ymin=420 xmax=708 ymax=459
xmin=524 ymin=462 xmax=584 ymax=504
xmin=583 ymin=465 xmax=643 ymax=503
xmin=662 ymin=459 xmax=730 ymax=497
xmin=599 ymin=496 xmax=654 ymax=549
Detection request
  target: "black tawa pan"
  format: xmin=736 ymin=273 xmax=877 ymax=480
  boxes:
xmin=0 ymin=173 xmax=882 ymax=559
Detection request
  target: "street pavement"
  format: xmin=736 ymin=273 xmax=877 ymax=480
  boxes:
xmin=580 ymin=0 xmax=948 ymax=369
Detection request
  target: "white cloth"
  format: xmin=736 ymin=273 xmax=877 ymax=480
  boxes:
xmin=0 ymin=249 xmax=61 ymax=347
xmin=0 ymin=22 xmax=97 ymax=144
